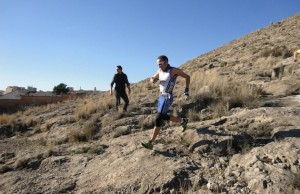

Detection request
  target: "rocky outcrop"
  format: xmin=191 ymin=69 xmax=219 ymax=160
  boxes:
xmin=0 ymin=106 xmax=299 ymax=193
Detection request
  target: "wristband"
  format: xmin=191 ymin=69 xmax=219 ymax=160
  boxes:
xmin=184 ymin=88 xmax=189 ymax=96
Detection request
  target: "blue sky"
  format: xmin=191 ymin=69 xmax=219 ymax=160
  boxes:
xmin=0 ymin=0 xmax=299 ymax=92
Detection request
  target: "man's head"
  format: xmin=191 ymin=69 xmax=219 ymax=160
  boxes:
xmin=116 ymin=65 xmax=122 ymax=70
xmin=157 ymin=55 xmax=169 ymax=71
xmin=116 ymin=65 xmax=123 ymax=73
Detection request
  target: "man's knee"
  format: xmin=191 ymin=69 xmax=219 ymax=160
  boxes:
xmin=122 ymin=94 xmax=129 ymax=104
xmin=155 ymin=113 xmax=163 ymax=127
xmin=155 ymin=113 xmax=170 ymax=127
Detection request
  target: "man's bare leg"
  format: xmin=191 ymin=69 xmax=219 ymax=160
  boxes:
xmin=151 ymin=126 xmax=161 ymax=142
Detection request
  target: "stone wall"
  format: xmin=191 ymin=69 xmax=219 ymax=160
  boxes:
xmin=0 ymin=95 xmax=72 ymax=113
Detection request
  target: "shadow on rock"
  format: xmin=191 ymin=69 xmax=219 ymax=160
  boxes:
xmin=195 ymin=126 xmax=228 ymax=136
xmin=273 ymin=129 xmax=300 ymax=139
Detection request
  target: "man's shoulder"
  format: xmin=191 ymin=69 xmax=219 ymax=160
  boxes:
xmin=170 ymin=66 xmax=180 ymax=72
xmin=115 ymin=73 xmax=128 ymax=79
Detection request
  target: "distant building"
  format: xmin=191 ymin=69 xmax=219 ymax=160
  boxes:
xmin=4 ymin=86 xmax=37 ymax=95
xmin=68 ymin=87 xmax=74 ymax=92
xmin=0 ymin=90 xmax=4 ymax=96
xmin=5 ymin=86 xmax=26 ymax=94
xmin=1 ymin=85 xmax=100 ymax=100
xmin=27 ymin=86 xmax=37 ymax=93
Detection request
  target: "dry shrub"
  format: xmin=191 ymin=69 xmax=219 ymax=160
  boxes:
xmin=76 ymin=99 xmax=98 ymax=120
xmin=187 ymin=108 xmax=201 ymax=122
xmin=134 ymin=81 xmax=156 ymax=94
xmin=23 ymin=116 xmax=37 ymax=127
xmin=45 ymin=122 xmax=53 ymax=131
xmin=75 ymin=94 xmax=114 ymax=120
xmin=259 ymin=46 xmax=292 ymax=58
xmin=73 ymin=144 xmax=107 ymax=155
xmin=101 ymin=110 xmax=132 ymax=129
xmin=67 ymin=128 xmax=84 ymax=143
xmin=233 ymin=84 xmax=261 ymax=108
xmin=130 ymin=81 xmax=157 ymax=104
xmin=57 ymin=116 xmax=76 ymax=125
xmin=83 ymin=120 xmax=99 ymax=142
xmin=13 ymin=157 xmax=30 ymax=170
xmin=67 ymin=125 xmax=96 ymax=143
xmin=187 ymin=69 xmax=261 ymax=118
xmin=0 ymin=114 xmax=16 ymax=126
xmin=139 ymin=115 xmax=155 ymax=129
xmin=96 ymin=93 xmax=114 ymax=112
xmin=32 ymin=123 xmax=42 ymax=134
xmin=210 ymin=99 xmax=230 ymax=118
xmin=189 ymin=69 xmax=222 ymax=97
xmin=44 ymin=141 xmax=55 ymax=157
xmin=113 ymin=126 xmax=131 ymax=138
xmin=209 ymin=84 xmax=260 ymax=118
xmin=190 ymin=69 xmax=228 ymax=99
xmin=255 ymin=56 xmax=281 ymax=68
xmin=0 ymin=110 xmax=39 ymax=132
xmin=36 ymin=137 xmax=47 ymax=146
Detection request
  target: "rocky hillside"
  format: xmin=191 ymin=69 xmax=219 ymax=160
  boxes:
xmin=0 ymin=14 xmax=299 ymax=194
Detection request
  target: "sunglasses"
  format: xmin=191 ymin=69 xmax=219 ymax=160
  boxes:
xmin=158 ymin=61 xmax=166 ymax=65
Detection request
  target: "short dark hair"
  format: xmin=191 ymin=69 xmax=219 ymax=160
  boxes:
xmin=116 ymin=65 xmax=122 ymax=70
xmin=157 ymin=55 xmax=168 ymax=63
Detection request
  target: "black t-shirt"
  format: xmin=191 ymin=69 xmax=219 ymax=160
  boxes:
xmin=111 ymin=73 xmax=130 ymax=92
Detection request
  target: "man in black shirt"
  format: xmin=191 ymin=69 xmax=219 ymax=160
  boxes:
xmin=110 ymin=65 xmax=131 ymax=111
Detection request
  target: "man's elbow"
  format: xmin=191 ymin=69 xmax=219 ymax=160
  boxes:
xmin=186 ymin=75 xmax=190 ymax=80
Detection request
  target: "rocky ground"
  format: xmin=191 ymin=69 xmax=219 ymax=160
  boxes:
xmin=0 ymin=104 xmax=299 ymax=194
xmin=0 ymin=13 xmax=300 ymax=194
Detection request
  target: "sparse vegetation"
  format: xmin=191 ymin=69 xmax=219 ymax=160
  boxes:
xmin=75 ymin=93 xmax=114 ymax=120
xmin=187 ymin=108 xmax=201 ymax=122
xmin=259 ymin=45 xmax=292 ymax=58
xmin=113 ymin=126 xmax=131 ymax=138
xmin=0 ymin=114 xmax=17 ymax=126
xmin=67 ymin=128 xmax=91 ymax=143
xmin=139 ymin=115 xmax=155 ymax=129
xmin=220 ymin=61 xmax=227 ymax=67
xmin=185 ymin=69 xmax=262 ymax=119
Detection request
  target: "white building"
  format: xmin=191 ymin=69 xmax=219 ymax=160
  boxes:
xmin=4 ymin=86 xmax=37 ymax=95
xmin=4 ymin=86 xmax=26 ymax=94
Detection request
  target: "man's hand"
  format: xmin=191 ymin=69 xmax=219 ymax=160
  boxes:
xmin=184 ymin=88 xmax=189 ymax=100
xmin=150 ymin=77 xmax=159 ymax=83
